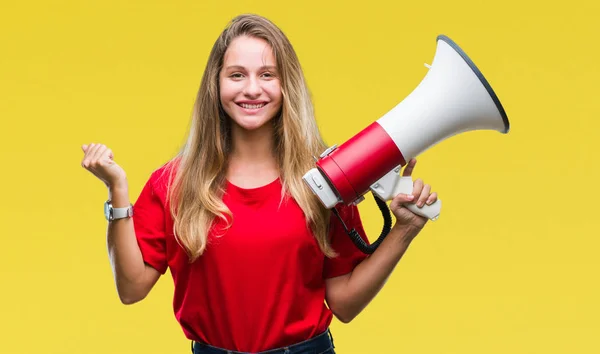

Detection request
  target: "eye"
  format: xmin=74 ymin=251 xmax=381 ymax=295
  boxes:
xmin=261 ymin=72 xmax=277 ymax=79
xmin=229 ymin=73 xmax=244 ymax=80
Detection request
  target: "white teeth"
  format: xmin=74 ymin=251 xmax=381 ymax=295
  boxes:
xmin=240 ymin=103 xmax=266 ymax=109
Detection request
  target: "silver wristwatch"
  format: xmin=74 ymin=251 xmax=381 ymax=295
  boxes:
xmin=104 ymin=200 xmax=134 ymax=221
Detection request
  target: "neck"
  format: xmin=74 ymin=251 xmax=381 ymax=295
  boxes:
xmin=230 ymin=120 xmax=277 ymax=162
xmin=227 ymin=121 xmax=279 ymax=185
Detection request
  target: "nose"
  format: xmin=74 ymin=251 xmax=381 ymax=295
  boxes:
xmin=243 ymin=76 xmax=262 ymax=97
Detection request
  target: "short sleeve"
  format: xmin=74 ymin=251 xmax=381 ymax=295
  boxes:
xmin=133 ymin=172 xmax=168 ymax=274
xmin=323 ymin=204 xmax=370 ymax=279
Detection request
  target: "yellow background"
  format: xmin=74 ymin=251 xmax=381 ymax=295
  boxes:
xmin=1 ymin=0 xmax=599 ymax=353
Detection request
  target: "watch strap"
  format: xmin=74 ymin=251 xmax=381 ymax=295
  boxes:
xmin=106 ymin=200 xmax=134 ymax=221
xmin=111 ymin=204 xmax=133 ymax=219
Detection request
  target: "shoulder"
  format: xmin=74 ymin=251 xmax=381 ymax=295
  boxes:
xmin=145 ymin=157 xmax=180 ymax=197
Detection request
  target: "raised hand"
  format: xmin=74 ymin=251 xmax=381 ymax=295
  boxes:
xmin=81 ymin=143 xmax=127 ymax=189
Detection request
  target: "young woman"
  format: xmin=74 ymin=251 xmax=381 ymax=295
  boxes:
xmin=81 ymin=14 xmax=437 ymax=354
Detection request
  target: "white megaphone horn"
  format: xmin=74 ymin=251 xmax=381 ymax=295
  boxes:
xmin=303 ymin=35 xmax=510 ymax=253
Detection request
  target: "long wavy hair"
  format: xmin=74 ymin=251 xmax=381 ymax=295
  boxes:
xmin=166 ymin=14 xmax=335 ymax=262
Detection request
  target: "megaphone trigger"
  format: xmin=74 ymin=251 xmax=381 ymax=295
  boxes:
xmin=370 ymin=167 xmax=442 ymax=221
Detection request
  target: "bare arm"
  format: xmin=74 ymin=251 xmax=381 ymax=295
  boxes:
xmin=81 ymin=143 xmax=161 ymax=304
xmin=325 ymin=158 xmax=436 ymax=323
xmin=107 ymin=182 xmax=160 ymax=304
xmin=325 ymin=223 xmax=419 ymax=323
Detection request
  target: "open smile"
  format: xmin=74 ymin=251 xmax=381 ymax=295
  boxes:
xmin=236 ymin=102 xmax=268 ymax=110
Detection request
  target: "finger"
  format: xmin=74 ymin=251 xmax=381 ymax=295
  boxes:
xmin=83 ymin=143 xmax=103 ymax=168
xmin=401 ymin=158 xmax=417 ymax=177
xmin=426 ymin=192 xmax=438 ymax=205
xmin=100 ymin=148 xmax=115 ymax=168
xmin=91 ymin=144 xmax=108 ymax=164
xmin=412 ymin=178 xmax=423 ymax=200
xmin=81 ymin=143 xmax=96 ymax=168
xmin=81 ymin=144 xmax=89 ymax=167
xmin=390 ymin=193 xmax=415 ymax=209
xmin=84 ymin=143 xmax=101 ymax=158
xmin=105 ymin=148 xmax=114 ymax=162
xmin=417 ymin=184 xmax=431 ymax=207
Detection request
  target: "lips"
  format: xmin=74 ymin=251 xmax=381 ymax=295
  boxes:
xmin=235 ymin=100 xmax=270 ymax=114
xmin=237 ymin=102 xmax=267 ymax=109
xmin=236 ymin=101 xmax=268 ymax=109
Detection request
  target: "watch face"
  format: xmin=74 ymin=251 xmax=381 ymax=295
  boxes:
xmin=104 ymin=201 xmax=111 ymax=220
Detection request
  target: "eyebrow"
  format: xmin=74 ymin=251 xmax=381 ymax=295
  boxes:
xmin=224 ymin=65 xmax=278 ymax=71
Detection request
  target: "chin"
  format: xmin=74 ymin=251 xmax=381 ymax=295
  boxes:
xmin=232 ymin=116 xmax=275 ymax=131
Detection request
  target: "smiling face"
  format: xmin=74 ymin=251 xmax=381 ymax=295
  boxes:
xmin=219 ymin=35 xmax=283 ymax=132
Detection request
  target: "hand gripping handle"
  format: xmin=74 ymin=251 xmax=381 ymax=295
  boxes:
xmin=370 ymin=167 xmax=442 ymax=220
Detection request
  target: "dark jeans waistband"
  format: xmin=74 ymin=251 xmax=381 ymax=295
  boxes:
xmin=192 ymin=328 xmax=335 ymax=354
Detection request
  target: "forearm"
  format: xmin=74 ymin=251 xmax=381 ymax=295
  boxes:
xmin=106 ymin=183 xmax=149 ymax=303
xmin=330 ymin=224 xmax=421 ymax=322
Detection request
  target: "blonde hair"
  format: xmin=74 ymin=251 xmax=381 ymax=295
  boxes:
xmin=166 ymin=14 xmax=335 ymax=261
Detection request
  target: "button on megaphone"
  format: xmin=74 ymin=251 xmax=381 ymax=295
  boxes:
xmin=303 ymin=35 xmax=510 ymax=253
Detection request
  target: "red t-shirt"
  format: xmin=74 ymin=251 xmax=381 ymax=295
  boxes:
xmin=132 ymin=164 xmax=369 ymax=352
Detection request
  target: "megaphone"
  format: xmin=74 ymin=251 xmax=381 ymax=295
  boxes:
xmin=303 ymin=35 xmax=510 ymax=254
